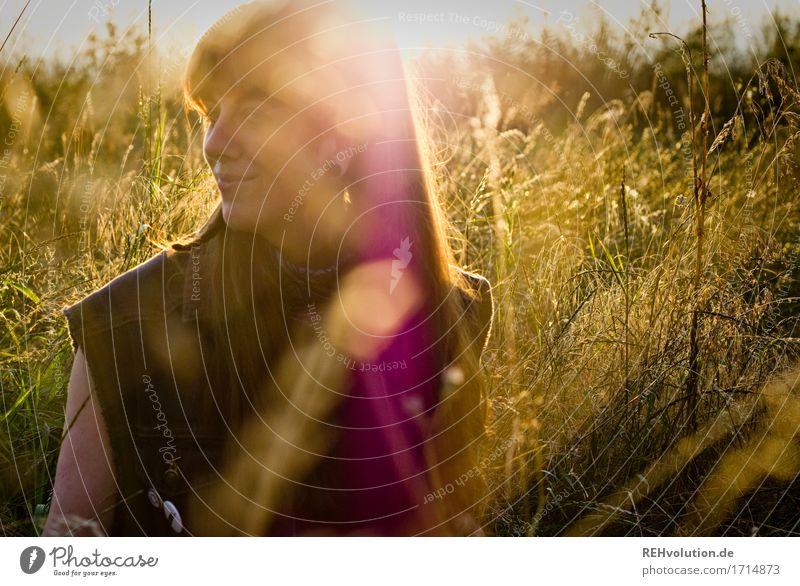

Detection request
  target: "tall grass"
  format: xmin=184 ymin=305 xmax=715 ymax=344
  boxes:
xmin=419 ymin=7 xmax=800 ymax=534
xmin=1 ymin=4 xmax=799 ymax=536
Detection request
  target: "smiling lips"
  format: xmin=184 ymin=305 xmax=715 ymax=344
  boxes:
xmin=215 ymin=171 xmax=259 ymax=191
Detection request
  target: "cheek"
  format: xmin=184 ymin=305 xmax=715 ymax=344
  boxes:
xmin=242 ymin=117 xmax=326 ymax=195
xmin=252 ymin=146 xmax=316 ymax=196
xmin=262 ymin=116 xmax=321 ymax=167
xmin=236 ymin=129 xmax=270 ymax=163
xmin=227 ymin=182 xmax=287 ymax=218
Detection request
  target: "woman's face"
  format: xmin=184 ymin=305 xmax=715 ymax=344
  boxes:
xmin=202 ymin=63 xmax=351 ymax=262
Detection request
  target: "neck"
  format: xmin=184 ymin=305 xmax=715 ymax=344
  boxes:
xmin=269 ymin=229 xmax=357 ymax=271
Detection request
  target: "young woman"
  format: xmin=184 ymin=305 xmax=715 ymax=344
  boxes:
xmin=43 ymin=0 xmax=493 ymax=537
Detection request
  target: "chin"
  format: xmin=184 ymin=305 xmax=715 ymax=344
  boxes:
xmin=220 ymin=201 xmax=259 ymax=234
xmin=222 ymin=200 xmax=286 ymax=245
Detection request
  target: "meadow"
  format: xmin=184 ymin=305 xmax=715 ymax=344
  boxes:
xmin=1 ymin=4 xmax=799 ymax=536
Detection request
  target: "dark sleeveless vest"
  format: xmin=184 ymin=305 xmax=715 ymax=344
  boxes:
xmin=61 ymin=236 xmax=493 ymax=536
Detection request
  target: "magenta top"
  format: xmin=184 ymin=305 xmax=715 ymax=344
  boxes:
xmin=266 ymin=300 xmax=442 ymax=535
xmin=268 ymin=132 xmax=449 ymax=535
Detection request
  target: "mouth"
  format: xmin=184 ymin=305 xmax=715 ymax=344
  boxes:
xmin=215 ymin=173 xmax=260 ymax=191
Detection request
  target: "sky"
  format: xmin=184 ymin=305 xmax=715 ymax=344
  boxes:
xmin=1 ymin=0 xmax=799 ymax=60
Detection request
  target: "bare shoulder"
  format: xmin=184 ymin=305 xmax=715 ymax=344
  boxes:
xmin=61 ymin=248 xmax=185 ymax=340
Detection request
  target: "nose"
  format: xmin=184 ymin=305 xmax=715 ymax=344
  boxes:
xmin=203 ymin=107 xmax=242 ymax=166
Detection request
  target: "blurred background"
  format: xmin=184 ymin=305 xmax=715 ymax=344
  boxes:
xmin=2 ymin=0 xmax=800 ymax=536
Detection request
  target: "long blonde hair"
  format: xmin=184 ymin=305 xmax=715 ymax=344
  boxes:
xmin=177 ymin=0 xmax=491 ymax=532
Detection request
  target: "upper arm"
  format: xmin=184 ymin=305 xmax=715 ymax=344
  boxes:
xmin=42 ymin=348 xmax=117 ymax=536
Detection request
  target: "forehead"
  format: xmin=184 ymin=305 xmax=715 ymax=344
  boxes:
xmin=195 ymin=39 xmax=326 ymax=110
